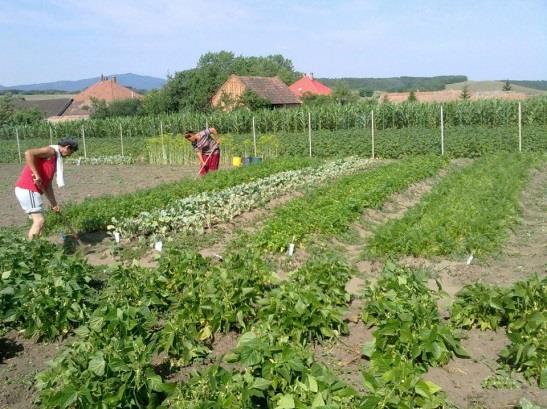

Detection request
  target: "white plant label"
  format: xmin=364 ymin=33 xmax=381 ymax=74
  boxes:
xmin=154 ymin=240 xmax=163 ymax=252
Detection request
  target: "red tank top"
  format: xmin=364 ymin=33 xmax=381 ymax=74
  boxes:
xmin=15 ymin=154 xmax=57 ymax=193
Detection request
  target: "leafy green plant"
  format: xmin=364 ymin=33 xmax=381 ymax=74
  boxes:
xmin=361 ymin=264 xmax=467 ymax=370
xmin=481 ymin=368 xmax=521 ymax=389
xmin=360 ymin=356 xmax=447 ymax=409
xmin=450 ymin=275 xmax=546 ymax=387
xmin=36 ymin=335 xmax=174 ymax=408
xmin=0 ymin=231 xmax=97 ymax=339
xmin=450 ymin=284 xmax=506 ymax=330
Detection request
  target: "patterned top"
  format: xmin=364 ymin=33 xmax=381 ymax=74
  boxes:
xmin=193 ymin=128 xmax=219 ymax=155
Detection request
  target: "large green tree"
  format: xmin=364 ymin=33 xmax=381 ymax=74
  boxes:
xmin=0 ymin=93 xmax=43 ymax=126
xmin=151 ymin=51 xmax=300 ymax=113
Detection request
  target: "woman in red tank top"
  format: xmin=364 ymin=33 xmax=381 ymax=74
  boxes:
xmin=14 ymin=138 xmax=78 ymax=240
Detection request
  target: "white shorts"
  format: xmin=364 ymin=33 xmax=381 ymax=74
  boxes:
xmin=15 ymin=187 xmax=44 ymax=214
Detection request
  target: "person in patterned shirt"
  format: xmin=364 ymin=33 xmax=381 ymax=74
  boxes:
xmin=184 ymin=127 xmax=221 ymax=176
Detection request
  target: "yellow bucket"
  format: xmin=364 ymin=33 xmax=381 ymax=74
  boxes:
xmin=232 ymin=156 xmax=242 ymax=167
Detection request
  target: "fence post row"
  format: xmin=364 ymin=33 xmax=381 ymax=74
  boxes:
xmin=160 ymin=121 xmax=166 ymax=163
xmin=440 ymin=105 xmax=444 ymax=156
xmin=16 ymin=128 xmax=22 ymax=164
xmin=120 ymin=124 xmax=124 ymax=157
xmin=81 ymin=125 xmax=87 ymax=159
xmin=252 ymin=116 xmax=257 ymax=157
xmin=518 ymin=102 xmax=522 ymax=152
xmin=308 ymin=111 xmax=312 ymax=157
xmin=371 ymin=110 xmax=375 ymax=160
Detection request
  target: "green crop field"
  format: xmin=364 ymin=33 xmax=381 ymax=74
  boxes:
xmin=1 ymin=150 xmax=545 ymax=407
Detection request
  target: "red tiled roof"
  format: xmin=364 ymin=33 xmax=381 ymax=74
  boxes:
xmin=289 ymin=74 xmax=332 ymax=97
xmin=73 ymin=78 xmax=143 ymax=104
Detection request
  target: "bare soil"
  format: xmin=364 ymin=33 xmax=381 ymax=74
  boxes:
xmin=0 ymin=163 xmax=198 ymax=228
xmin=0 ymin=331 xmax=70 ymax=409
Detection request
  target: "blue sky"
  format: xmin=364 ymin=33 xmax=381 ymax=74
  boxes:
xmin=1 ymin=0 xmax=546 ymax=85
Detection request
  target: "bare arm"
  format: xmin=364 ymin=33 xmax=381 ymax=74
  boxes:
xmin=44 ymin=183 xmax=59 ymax=211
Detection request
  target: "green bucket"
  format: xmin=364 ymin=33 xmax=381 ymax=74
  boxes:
xmin=250 ymin=156 xmax=263 ymax=165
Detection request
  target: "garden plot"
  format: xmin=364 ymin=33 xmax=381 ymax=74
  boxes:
xmin=1 ymin=154 xmax=546 ymax=409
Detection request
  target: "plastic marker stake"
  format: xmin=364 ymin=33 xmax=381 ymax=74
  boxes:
xmin=287 ymin=243 xmax=295 ymax=257
xmin=113 ymin=231 xmax=120 ymax=243
xmin=466 ymin=254 xmax=474 ymax=265
xmin=154 ymin=240 xmax=163 ymax=252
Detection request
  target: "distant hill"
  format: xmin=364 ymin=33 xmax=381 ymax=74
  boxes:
xmin=446 ymin=81 xmax=547 ymax=95
xmin=318 ymin=76 xmax=468 ymax=93
xmin=508 ymin=80 xmax=547 ymax=91
xmin=0 ymin=73 xmax=166 ymax=92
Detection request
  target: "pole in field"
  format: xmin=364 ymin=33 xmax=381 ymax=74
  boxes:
xmin=518 ymin=102 xmax=522 ymax=152
xmin=371 ymin=110 xmax=375 ymax=159
xmin=81 ymin=125 xmax=87 ymax=159
xmin=252 ymin=117 xmax=257 ymax=157
xmin=308 ymin=112 xmax=312 ymax=157
xmin=120 ymin=124 xmax=124 ymax=157
xmin=440 ymin=105 xmax=444 ymax=155
xmin=16 ymin=128 xmax=22 ymax=164
xmin=160 ymin=121 xmax=166 ymax=164
xmin=49 ymin=125 xmax=53 ymax=145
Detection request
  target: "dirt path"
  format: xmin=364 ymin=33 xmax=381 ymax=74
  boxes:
xmin=0 ymin=163 xmax=199 ymax=228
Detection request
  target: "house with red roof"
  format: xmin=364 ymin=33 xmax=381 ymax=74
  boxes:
xmin=48 ymin=75 xmax=143 ymax=122
xmin=289 ymin=74 xmax=332 ymax=98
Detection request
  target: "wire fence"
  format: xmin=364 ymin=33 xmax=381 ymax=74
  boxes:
xmin=1 ymin=99 xmax=546 ymax=164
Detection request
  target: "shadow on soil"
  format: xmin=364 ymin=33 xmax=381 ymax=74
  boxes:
xmin=0 ymin=338 xmax=24 ymax=363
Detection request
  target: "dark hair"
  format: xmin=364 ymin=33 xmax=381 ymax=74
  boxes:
xmin=58 ymin=138 xmax=79 ymax=151
xmin=184 ymin=130 xmax=194 ymax=139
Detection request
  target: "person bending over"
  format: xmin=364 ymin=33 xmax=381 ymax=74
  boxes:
xmin=184 ymin=128 xmax=220 ymax=176
xmin=14 ymin=138 xmax=78 ymax=239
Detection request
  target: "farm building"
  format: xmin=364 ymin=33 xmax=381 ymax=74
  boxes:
xmin=48 ymin=75 xmax=143 ymax=122
xmin=379 ymin=89 xmax=529 ymax=103
xmin=12 ymin=98 xmax=73 ymax=118
xmin=211 ymin=75 xmax=301 ymax=111
xmin=289 ymin=73 xmax=332 ymax=97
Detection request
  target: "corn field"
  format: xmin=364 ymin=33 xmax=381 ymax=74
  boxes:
xmin=1 ymin=98 xmax=546 ymax=141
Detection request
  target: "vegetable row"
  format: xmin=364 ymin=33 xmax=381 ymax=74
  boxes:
xmin=46 ymin=157 xmax=318 ymax=233
xmin=367 ymin=153 xmax=544 ymax=257
xmin=112 ymin=157 xmax=375 ymax=240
